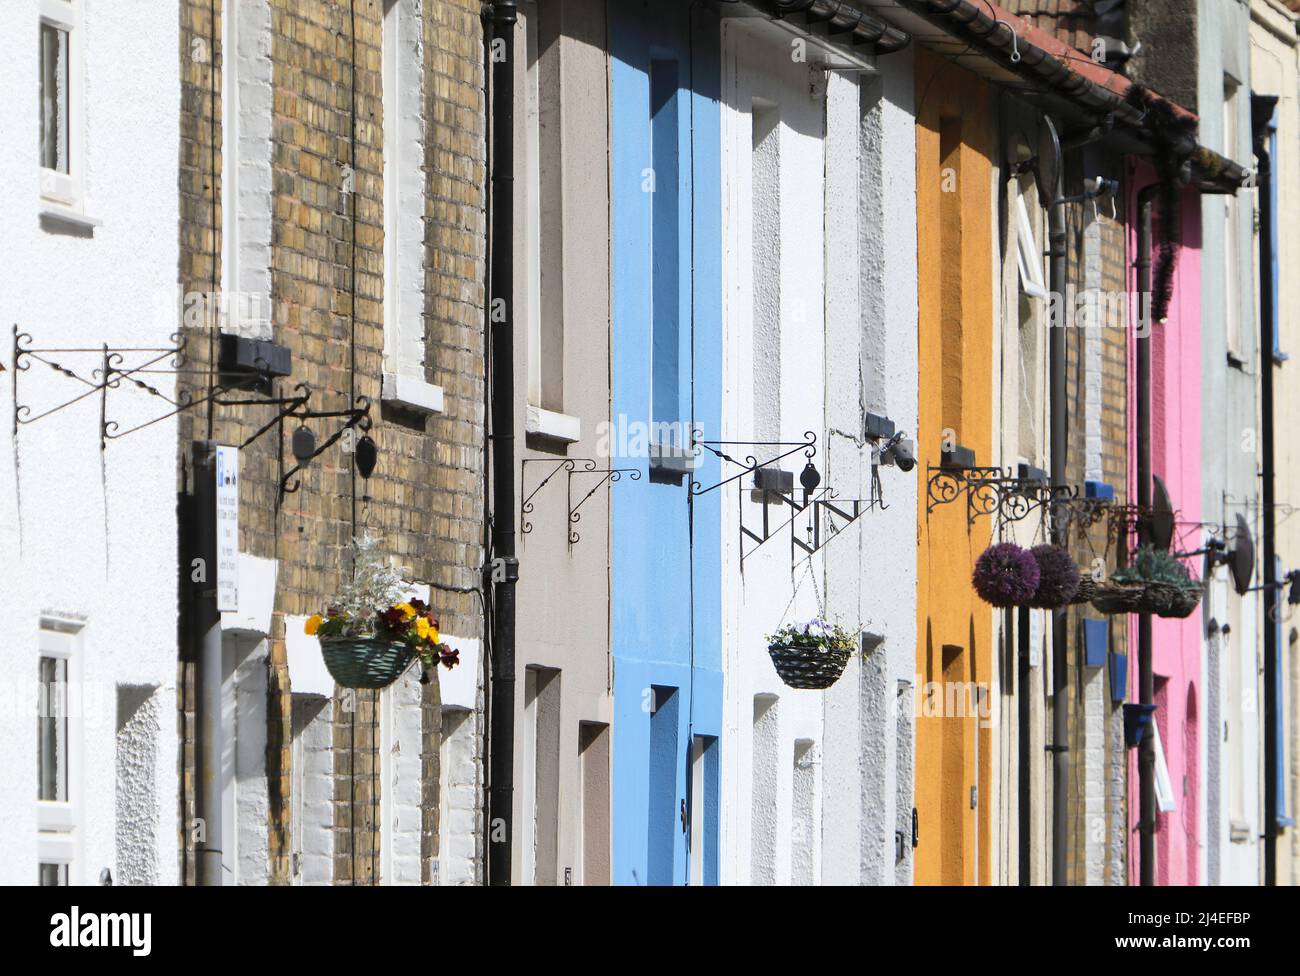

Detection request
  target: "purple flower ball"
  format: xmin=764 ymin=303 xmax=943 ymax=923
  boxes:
xmin=1028 ymin=544 xmax=1082 ymax=608
xmin=972 ymin=542 xmax=1041 ymax=607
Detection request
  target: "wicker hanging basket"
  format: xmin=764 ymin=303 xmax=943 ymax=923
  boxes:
xmin=319 ymin=636 xmax=416 ymax=689
xmin=768 ymin=641 xmax=852 ymax=690
xmin=1154 ymin=583 xmax=1202 ymax=619
xmin=1090 ymin=580 xmax=1202 ymax=617
xmin=1090 ymin=581 xmax=1149 ymax=615
xmin=1069 ymin=574 xmax=1099 ymax=605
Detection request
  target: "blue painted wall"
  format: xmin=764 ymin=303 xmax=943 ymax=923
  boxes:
xmin=609 ymin=0 xmax=722 ymax=886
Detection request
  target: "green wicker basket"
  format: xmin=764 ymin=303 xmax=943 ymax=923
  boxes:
xmin=1154 ymin=582 xmax=1202 ymax=619
xmin=1090 ymin=580 xmax=1202 ymax=617
xmin=768 ymin=641 xmax=852 ymax=690
xmin=319 ymin=636 xmax=416 ymax=689
xmin=1068 ymin=574 xmax=1099 ymax=606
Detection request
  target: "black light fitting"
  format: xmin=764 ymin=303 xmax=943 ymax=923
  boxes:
xmin=354 ymin=433 xmax=378 ymax=479
xmin=292 ymin=424 xmax=317 ymax=462
xmin=800 ymin=460 xmax=822 ymax=509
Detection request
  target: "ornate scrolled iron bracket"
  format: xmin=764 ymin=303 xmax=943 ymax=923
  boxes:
xmin=926 ymin=463 xmax=1059 ymax=527
xmin=521 ymin=457 xmax=591 ymax=536
xmin=279 ymin=388 xmax=373 ymax=502
xmin=567 ymin=460 xmax=642 ymax=546
xmin=12 ymin=323 xmax=206 ymax=450
xmin=688 ymin=430 xmax=891 ymax=569
xmin=519 ymin=457 xmax=641 ymax=545
xmin=688 ymin=429 xmax=817 ymax=496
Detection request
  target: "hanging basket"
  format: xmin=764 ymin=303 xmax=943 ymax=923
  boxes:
xmin=972 ymin=542 xmax=1041 ymax=608
xmin=319 ymin=636 xmax=416 ymax=689
xmin=1090 ymin=580 xmax=1202 ymax=617
xmin=1069 ymin=574 xmax=1099 ymax=606
xmin=768 ymin=641 xmax=852 ymax=690
xmin=1090 ymin=581 xmax=1149 ymax=615
xmin=1154 ymin=583 xmax=1202 ymax=619
xmin=1140 ymin=581 xmax=1177 ymax=615
xmin=1027 ymin=544 xmax=1082 ymax=610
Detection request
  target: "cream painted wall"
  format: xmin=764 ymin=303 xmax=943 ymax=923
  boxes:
xmin=510 ymin=0 xmax=614 ymax=885
xmin=1251 ymin=0 xmax=1300 ymax=887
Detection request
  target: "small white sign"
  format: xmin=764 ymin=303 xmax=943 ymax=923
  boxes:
xmin=1028 ymin=609 xmax=1041 ymax=668
xmin=216 ymin=445 xmax=239 ymax=612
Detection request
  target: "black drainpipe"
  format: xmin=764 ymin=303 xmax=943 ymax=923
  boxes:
xmin=1017 ymin=604 xmax=1030 ymax=882
xmin=487 ymin=0 xmax=519 ymax=887
xmin=1135 ymin=183 xmax=1158 ymax=886
xmin=1043 ymin=116 xmax=1069 ymax=886
xmin=1253 ymin=93 xmax=1279 ymax=887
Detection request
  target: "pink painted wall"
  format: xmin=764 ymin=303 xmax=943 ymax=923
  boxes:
xmin=1126 ymin=163 xmax=1203 ymax=885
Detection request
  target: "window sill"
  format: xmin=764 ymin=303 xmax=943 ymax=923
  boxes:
xmin=525 ymin=405 xmax=581 ymax=444
xmin=381 ymin=372 xmax=444 ymax=414
xmin=40 ymin=203 xmax=101 ymax=232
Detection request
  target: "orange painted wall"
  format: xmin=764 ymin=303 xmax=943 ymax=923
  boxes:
xmin=914 ymin=50 xmax=996 ymax=886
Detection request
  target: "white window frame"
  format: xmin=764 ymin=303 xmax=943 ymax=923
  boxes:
xmin=39 ymin=0 xmax=90 ymax=222
xmin=381 ymin=0 xmax=443 ymax=415
xmin=521 ymin=3 xmax=580 ymax=444
xmin=219 ymin=0 xmax=274 ymax=338
xmin=1223 ymin=76 xmax=1244 ymax=361
xmin=1015 ymin=188 xmax=1049 ymax=301
xmin=525 ymin=1 xmax=543 ymax=410
xmin=222 ymin=0 xmax=239 ymax=328
xmin=37 ymin=621 xmax=84 ymax=886
xmin=688 ymin=736 xmax=706 ymax=886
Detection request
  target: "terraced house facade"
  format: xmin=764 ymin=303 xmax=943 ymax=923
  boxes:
xmin=5 ymin=0 xmax=1300 ymax=889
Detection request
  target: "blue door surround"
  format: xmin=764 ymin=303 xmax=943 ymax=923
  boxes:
xmin=609 ymin=0 xmax=722 ymax=886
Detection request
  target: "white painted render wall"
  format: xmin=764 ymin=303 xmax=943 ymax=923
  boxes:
xmin=718 ymin=17 xmax=917 ymax=885
xmin=720 ymin=19 xmax=825 ymax=885
xmin=0 ymin=0 xmax=181 ymax=886
xmin=846 ymin=49 xmax=918 ymax=886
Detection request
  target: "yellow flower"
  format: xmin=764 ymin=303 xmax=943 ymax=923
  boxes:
xmin=395 ymin=602 xmax=417 ymax=621
xmin=416 ymin=617 xmax=438 ymax=642
xmin=305 ymin=614 xmax=324 ymax=636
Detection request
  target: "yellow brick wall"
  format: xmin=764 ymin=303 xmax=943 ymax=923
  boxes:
xmin=1062 ymin=161 xmax=1130 ymax=886
xmin=176 ymin=0 xmax=485 ymax=885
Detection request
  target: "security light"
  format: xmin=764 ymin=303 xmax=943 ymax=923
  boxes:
xmin=880 ymin=433 xmax=916 ymax=473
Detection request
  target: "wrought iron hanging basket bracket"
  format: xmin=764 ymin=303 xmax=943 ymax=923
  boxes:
xmin=567 ymin=460 xmax=642 ymax=546
xmin=925 ymin=460 xmax=1080 ymax=529
xmin=12 ymin=324 xmax=203 ymax=449
xmin=279 ymin=391 xmax=373 ymax=502
xmin=688 ymin=429 xmax=817 ymax=497
xmin=520 ymin=457 xmax=591 ymax=537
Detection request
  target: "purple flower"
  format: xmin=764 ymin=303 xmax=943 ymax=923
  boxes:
xmin=972 ymin=542 xmax=1041 ymax=607
xmin=1028 ymin=544 xmax=1081 ymax=608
